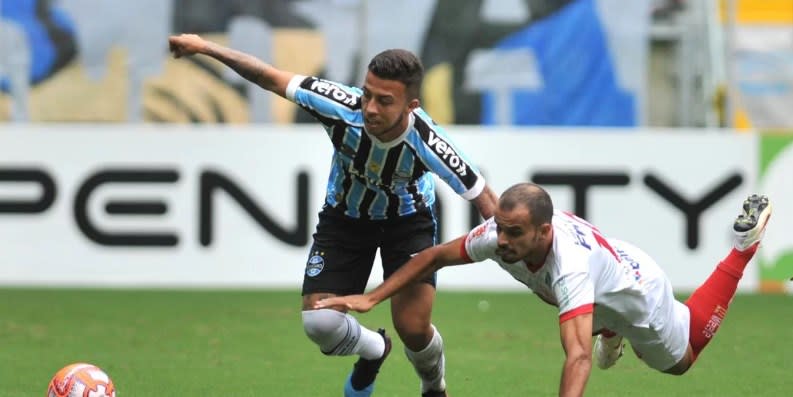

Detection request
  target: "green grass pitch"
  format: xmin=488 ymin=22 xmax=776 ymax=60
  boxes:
xmin=2 ymin=288 xmax=791 ymax=396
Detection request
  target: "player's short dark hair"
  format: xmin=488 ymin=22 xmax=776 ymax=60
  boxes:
xmin=499 ymin=183 xmax=554 ymax=226
xmin=368 ymin=49 xmax=424 ymax=100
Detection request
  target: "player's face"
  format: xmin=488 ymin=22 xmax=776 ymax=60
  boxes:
xmin=494 ymin=206 xmax=550 ymax=264
xmin=362 ymin=72 xmax=419 ymax=142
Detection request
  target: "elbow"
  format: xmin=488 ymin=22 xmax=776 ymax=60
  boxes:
xmin=476 ymin=200 xmax=495 ymax=219
xmin=430 ymin=256 xmax=445 ymax=272
xmin=425 ymin=259 xmax=443 ymax=276
xmin=258 ymin=77 xmax=278 ymax=93
xmin=417 ymin=250 xmax=445 ymax=274
xmin=429 ymin=247 xmax=452 ymax=270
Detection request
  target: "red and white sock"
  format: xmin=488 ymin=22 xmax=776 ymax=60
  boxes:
xmin=684 ymin=244 xmax=758 ymax=360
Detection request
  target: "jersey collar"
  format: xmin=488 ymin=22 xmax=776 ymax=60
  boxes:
xmin=366 ymin=112 xmax=414 ymax=149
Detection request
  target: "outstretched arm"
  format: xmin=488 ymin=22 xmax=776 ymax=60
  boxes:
xmin=314 ymin=235 xmax=471 ymax=312
xmin=168 ymin=34 xmax=294 ymax=97
xmin=558 ymin=313 xmax=593 ymax=397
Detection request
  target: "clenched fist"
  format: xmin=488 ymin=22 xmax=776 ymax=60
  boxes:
xmin=168 ymin=34 xmax=207 ymax=58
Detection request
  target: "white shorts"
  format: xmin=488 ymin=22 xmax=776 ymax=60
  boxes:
xmin=602 ymin=240 xmax=691 ymax=372
xmin=627 ymin=277 xmax=691 ymax=371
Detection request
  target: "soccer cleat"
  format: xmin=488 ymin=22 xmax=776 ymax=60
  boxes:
xmin=421 ymin=390 xmax=449 ymax=397
xmin=733 ymin=194 xmax=772 ymax=252
xmin=594 ymin=334 xmax=624 ymax=370
xmin=344 ymin=328 xmax=392 ymax=397
xmin=344 ymin=378 xmax=373 ymax=397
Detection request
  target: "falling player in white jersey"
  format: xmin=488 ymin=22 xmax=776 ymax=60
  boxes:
xmin=315 ymin=182 xmax=773 ymax=397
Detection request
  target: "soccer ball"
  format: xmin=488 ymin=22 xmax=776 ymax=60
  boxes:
xmin=47 ymin=363 xmax=116 ymax=397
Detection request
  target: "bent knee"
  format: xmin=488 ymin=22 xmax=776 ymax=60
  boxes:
xmin=302 ymin=308 xmax=346 ymax=343
xmin=663 ymin=354 xmax=693 ymax=376
xmin=663 ymin=345 xmax=695 ymax=375
xmin=664 ymin=364 xmax=691 ymax=376
xmin=394 ymin=322 xmax=436 ymax=352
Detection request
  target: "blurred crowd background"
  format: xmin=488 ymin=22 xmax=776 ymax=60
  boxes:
xmin=2 ymin=0 xmax=791 ymax=130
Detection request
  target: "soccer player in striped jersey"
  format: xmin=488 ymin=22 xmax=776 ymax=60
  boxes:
xmin=315 ymin=183 xmax=773 ymax=397
xmin=169 ymin=34 xmax=498 ymax=397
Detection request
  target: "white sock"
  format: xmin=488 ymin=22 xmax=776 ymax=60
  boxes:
xmin=354 ymin=319 xmax=386 ymax=360
xmin=404 ymin=324 xmax=446 ymax=393
xmin=301 ymin=309 xmax=384 ymax=359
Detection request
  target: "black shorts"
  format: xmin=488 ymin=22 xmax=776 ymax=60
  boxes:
xmin=301 ymin=205 xmax=439 ymax=296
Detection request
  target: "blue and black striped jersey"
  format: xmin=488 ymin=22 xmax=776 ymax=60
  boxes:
xmin=286 ymin=75 xmax=485 ymax=220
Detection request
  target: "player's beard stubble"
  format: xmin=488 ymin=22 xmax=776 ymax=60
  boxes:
xmin=366 ymin=111 xmax=406 ymax=140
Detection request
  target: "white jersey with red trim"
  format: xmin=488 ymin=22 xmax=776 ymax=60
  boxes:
xmin=463 ymin=209 xmax=670 ymax=337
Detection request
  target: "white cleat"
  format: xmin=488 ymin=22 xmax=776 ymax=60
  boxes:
xmin=733 ymin=194 xmax=772 ymax=252
xmin=595 ymin=334 xmax=624 ymax=370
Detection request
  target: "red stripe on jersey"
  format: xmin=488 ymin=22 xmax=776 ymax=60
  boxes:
xmin=592 ymin=232 xmax=620 ymax=262
xmin=459 ymin=239 xmax=473 ymax=262
xmin=559 ymin=303 xmax=594 ymax=323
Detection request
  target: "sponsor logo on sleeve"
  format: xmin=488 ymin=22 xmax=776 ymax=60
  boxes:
xmin=426 ymin=130 xmax=468 ymax=177
xmin=309 ymin=79 xmax=359 ymax=108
